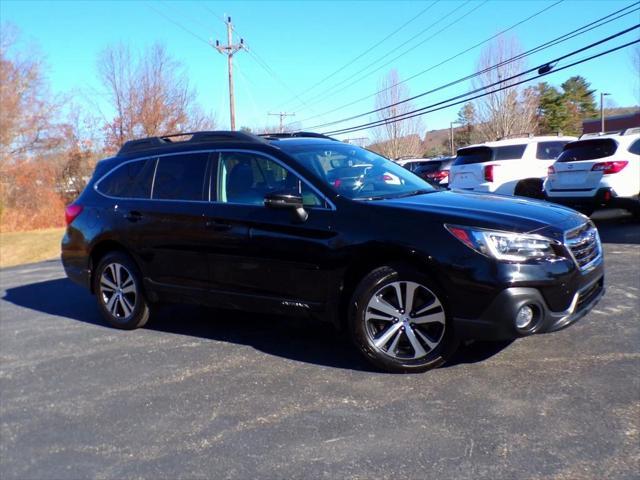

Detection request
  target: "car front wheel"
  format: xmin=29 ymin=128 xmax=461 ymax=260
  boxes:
xmin=349 ymin=265 xmax=458 ymax=373
xmin=94 ymin=252 xmax=150 ymax=330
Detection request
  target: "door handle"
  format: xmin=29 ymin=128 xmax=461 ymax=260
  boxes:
xmin=205 ymin=220 xmax=232 ymax=232
xmin=124 ymin=211 xmax=143 ymax=222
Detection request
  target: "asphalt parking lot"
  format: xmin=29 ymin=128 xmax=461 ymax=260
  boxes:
xmin=1 ymin=212 xmax=638 ymax=480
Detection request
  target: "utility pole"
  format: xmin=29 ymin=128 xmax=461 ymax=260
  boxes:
xmin=600 ymin=92 xmax=610 ymax=133
xmin=212 ymin=17 xmax=245 ymax=130
xmin=450 ymin=121 xmax=461 ymax=156
xmin=268 ymin=112 xmax=295 ymax=133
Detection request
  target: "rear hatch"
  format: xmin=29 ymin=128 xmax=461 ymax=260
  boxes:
xmin=450 ymin=147 xmax=492 ymax=189
xmin=547 ymin=139 xmax=618 ymax=192
xmin=450 ymin=144 xmax=526 ymax=189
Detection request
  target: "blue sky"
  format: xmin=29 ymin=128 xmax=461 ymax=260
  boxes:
xmin=2 ymin=0 xmax=639 ymax=141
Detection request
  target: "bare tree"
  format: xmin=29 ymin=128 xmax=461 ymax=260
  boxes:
xmin=0 ymin=23 xmax=60 ymax=162
xmin=370 ymin=69 xmax=423 ymax=159
xmin=98 ymin=43 xmax=216 ymax=152
xmin=472 ymin=35 xmax=538 ymax=141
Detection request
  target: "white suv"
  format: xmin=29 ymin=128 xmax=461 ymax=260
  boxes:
xmin=449 ymin=136 xmax=577 ymax=198
xmin=544 ymin=130 xmax=640 ymax=216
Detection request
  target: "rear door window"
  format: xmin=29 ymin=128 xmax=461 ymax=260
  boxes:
xmin=628 ymin=138 xmax=640 ymax=155
xmin=152 ymin=153 xmax=209 ymax=201
xmin=536 ymin=141 xmax=569 ymax=160
xmin=97 ymin=159 xmax=155 ymax=198
xmin=557 ymin=139 xmax=618 ymax=162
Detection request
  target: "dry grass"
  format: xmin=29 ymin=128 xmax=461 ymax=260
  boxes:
xmin=0 ymin=228 xmax=65 ymax=269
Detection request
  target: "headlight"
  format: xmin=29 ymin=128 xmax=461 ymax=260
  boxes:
xmin=445 ymin=224 xmax=562 ymax=262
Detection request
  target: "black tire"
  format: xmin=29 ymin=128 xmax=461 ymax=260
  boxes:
xmin=514 ymin=179 xmax=544 ymax=199
xmin=348 ymin=264 xmax=459 ymax=373
xmin=93 ymin=251 xmax=150 ymax=330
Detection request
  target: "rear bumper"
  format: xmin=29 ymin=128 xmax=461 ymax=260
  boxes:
xmin=546 ymin=188 xmax=640 ymax=211
xmin=453 ymin=274 xmax=604 ymax=341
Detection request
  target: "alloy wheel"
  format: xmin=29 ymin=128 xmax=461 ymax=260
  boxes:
xmin=99 ymin=262 xmax=137 ymax=320
xmin=364 ymin=281 xmax=445 ymax=360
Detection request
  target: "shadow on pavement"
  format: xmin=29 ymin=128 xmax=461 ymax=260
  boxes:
xmin=3 ymin=277 xmax=508 ymax=372
xmin=591 ymin=212 xmax=639 ymax=245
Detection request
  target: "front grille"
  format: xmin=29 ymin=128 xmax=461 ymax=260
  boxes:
xmin=564 ymin=222 xmax=602 ymax=272
xmin=576 ymin=277 xmax=604 ymax=312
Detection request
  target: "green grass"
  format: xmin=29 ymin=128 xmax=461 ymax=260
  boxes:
xmin=0 ymin=228 xmax=65 ymax=269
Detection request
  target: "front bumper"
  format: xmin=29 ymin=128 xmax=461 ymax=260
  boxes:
xmin=453 ymin=274 xmax=604 ymax=340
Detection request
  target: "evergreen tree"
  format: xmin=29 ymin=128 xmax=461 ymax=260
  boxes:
xmin=560 ymin=76 xmax=597 ymax=135
xmin=536 ymin=82 xmax=567 ymax=134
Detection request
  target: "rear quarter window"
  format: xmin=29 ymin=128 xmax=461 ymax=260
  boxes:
xmin=557 ymin=139 xmax=618 ymax=162
xmin=492 ymin=144 xmax=527 ymax=160
xmin=97 ymin=159 xmax=155 ymax=198
xmin=628 ymin=138 xmax=640 ymax=155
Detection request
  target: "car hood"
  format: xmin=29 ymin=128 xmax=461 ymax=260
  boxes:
xmin=373 ymin=190 xmax=587 ymax=238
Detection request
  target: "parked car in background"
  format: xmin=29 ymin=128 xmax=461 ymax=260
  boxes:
xmin=413 ymin=157 xmax=456 ymax=188
xmin=62 ymin=131 xmax=604 ymax=373
xmin=544 ymin=129 xmax=640 ymax=216
xmin=396 ymin=157 xmax=455 ymax=188
xmin=449 ymin=135 xmax=577 ymax=198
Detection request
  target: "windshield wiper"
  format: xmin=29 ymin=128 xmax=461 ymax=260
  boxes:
xmin=358 ymin=189 xmax=434 ymax=201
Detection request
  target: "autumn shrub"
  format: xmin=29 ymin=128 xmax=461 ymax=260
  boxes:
xmin=0 ymin=160 xmax=66 ymax=232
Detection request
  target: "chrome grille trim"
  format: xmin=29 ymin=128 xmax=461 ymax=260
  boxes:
xmin=564 ymin=221 xmax=602 ymax=273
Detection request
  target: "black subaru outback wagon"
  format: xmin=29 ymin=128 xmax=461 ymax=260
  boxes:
xmin=62 ymin=131 xmax=604 ymax=372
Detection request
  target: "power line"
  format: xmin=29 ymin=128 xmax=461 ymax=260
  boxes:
xmin=293 ymin=0 xmax=481 ymax=110
xmin=323 ymin=32 xmax=640 ymax=136
xmin=274 ymin=0 xmax=440 ymax=109
xmin=306 ymin=2 xmax=640 ymax=130
xmin=293 ymin=0 xmax=570 ymax=127
xmin=146 ymin=2 xmax=211 ymax=45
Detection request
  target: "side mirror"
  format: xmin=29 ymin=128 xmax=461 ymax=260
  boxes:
xmin=264 ymin=192 xmax=308 ymax=222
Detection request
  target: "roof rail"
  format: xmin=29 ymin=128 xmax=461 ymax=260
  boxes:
xmin=578 ymin=130 xmax=627 ymax=139
xmin=117 ymin=130 xmax=266 ymax=156
xmin=496 ymin=132 xmax=535 ymax=140
xmin=258 ymin=131 xmax=338 ymax=141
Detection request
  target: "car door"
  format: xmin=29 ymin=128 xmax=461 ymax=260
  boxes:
xmin=205 ymin=150 xmax=337 ymax=310
xmin=131 ymin=152 xmax=213 ymax=293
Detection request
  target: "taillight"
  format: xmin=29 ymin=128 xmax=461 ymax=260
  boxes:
xmin=547 ymin=165 xmax=556 ymax=175
xmin=65 ymin=204 xmax=83 ymax=225
xmin=591 ymin=161 xmax=628 ymax=174
xmin=426 ymin=170 xmax=449 ymax=181
xmin=484 ymin=165 xmax=496 ymax=182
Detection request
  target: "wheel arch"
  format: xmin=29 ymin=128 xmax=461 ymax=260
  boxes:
xmin=337 ymin=244 xmax=444 ymax=329
xmin=88 ymin=239 xmax=137 ymax=294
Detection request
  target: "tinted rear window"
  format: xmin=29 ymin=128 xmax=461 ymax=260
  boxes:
xmin=415 ymin=161 xmax=443 ymax=173
xmin=97 ymin=159 xmax=154 ymax=198
xmin=152 ymin=153 xmax=209 ymax=201
xmin=557 ymin=139 xmax=618 ymax=162
xmin=536 ymin=141 xmax=569 ymax=160
xmin=454 ymin=147 xmax=492 ymax=165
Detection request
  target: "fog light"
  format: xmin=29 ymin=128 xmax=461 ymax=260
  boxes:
xmin=516 ymin=305 xmax=534 ymax=329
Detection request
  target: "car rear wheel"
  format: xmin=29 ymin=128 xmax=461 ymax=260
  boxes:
xmin=94 ymin=252 xmax=150 ymax=330
xmin=349 ymin=265 xmax=458 ymax=373
xmin=514 ymin=179 xmax=544 ymax=199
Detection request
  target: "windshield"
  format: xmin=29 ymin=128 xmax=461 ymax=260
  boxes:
xmin=282 ymin=142 xmax=435 ymax=200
